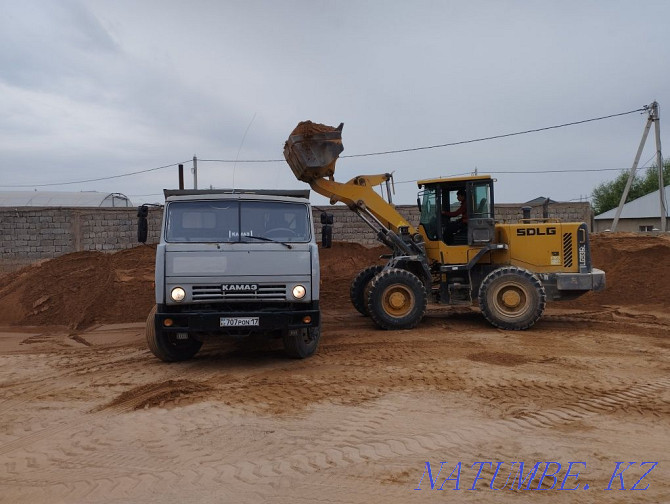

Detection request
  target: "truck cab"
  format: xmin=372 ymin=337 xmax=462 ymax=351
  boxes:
xmin=141 ymin=189 xmax=321 ymax=362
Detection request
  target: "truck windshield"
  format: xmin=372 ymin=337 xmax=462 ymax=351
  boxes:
xmin=165 ymin=200 xmax=311 ymax=243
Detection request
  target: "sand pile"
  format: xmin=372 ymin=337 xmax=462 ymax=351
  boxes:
xmin=289 ymin=120 xmax=340 ymax=136
xmin=0 ymin=234 xmax=667 ymax=329
xmin=0 ymin=245 xmax=156 ymax=329
xmin=564 ymin=232 xmax=670 ymax=309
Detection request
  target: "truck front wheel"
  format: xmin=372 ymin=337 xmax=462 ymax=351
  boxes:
xmin=283 ymin=324 xmax=321 ymax=359
xmin=146 ymin=306 xmax=203 ymax=362
xmin=478 ymin=267 xmax=546 ymax=330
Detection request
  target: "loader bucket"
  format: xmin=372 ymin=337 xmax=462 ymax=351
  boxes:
xmin=284 ymin=121 xmax=344 ymax=182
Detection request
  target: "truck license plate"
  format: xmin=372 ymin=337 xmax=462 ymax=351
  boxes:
xmin=220 ymin=317 xmax=260 ymax=327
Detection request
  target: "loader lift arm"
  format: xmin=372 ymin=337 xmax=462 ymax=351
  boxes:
xmin=283 ymin=124 xmax=424 ymax=258
xmin=310 ymin=175 xmax=424 ymax=257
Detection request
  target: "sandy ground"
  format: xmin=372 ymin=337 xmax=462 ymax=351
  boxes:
xmin=0 ymin=236 xmax=669 ymax=503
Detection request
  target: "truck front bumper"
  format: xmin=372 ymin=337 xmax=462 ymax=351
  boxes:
xmin=155 ymin=304 xmax=320 ymax=335
xmin=555 ymin=268 xmax=606 ymax=292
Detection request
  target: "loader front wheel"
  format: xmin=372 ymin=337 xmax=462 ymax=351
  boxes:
xmin=478 ymin=267 xmax=546 ymax=330
xmin=367 ymin=268 xmax=427 ymax=330
xmin=146 ymin=306 xmax=203 ymax=362
xmin=350 ymin=265 xmax=385 ymax=316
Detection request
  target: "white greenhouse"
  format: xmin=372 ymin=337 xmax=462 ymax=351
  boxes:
xmin=0 ymin=191 xmax=133 ymax=208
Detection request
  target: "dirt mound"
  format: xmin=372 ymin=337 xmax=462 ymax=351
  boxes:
xmin=562 ymin=233 xmax=670 ymax=309
xmin=0 ymin=245 xmax=156 ymax=329
xmin=319 ymin=242 xmax=387 ymax=307
xmin=0 ymin=233 xmax=668 ymax=329
xmin=290 ymin=120 xmax=339 ymax=136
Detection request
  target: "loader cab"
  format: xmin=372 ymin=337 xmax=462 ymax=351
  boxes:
xmin=418 ymin=175 xmax=496 ymax=247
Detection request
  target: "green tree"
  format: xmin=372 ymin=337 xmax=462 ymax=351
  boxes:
xmin=592 ymin=159 xmax=670 ymax=215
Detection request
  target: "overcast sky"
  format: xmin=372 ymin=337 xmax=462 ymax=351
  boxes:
xmin=1 ymin=0 xmax=669 ymax=207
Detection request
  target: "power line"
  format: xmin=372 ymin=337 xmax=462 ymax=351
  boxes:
xmin=0 ymin=161 xmax=191 ymax=188
xmin=0 ymin=106 xmax=648 ymax=188
xmin=343 ymin=107 xmax=648 ymax=158
xmin=197 ymin=107 xmax=649 ymax=163
xmin=199 ymin=158 xmax=282 ymax=163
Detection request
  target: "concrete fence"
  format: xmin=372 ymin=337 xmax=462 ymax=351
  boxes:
xmin=0 ymin=202 xmax=592 ymax=273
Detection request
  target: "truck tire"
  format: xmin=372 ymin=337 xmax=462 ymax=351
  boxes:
xmin=350 ymin=265 xmax=385 ymax=316
xmin=367 ymin=268 xmax=427 ymax=330
xmin=283 ymin=324 xmax=321 ymax=359
xmin=478 ymin=266 xmax=546 ymax=330
xmin=145 ymin=305 xmax=203 ymax=362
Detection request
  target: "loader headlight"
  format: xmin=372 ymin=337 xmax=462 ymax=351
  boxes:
xmin=292 ymin=285 xmax=306 ymax=299
xmin=171 ymin=287 xmax=186 ymax=302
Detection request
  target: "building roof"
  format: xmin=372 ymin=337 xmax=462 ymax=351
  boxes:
xmin=524 ymin=196 xmax=559 ymax=205
xmin=0 ymin=191 xmax=133 ymax=207
xmin=595 ymin=185 xmax=670 ymax=220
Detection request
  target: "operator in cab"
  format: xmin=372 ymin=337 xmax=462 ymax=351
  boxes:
xmin=442 ymin=188 xmax=467 ymax=243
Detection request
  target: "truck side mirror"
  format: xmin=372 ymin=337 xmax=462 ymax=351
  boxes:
xmin=320 ymin=212 xmax=333 ymax=248
xmin=137 ymin=205 xmax=149 ymax=243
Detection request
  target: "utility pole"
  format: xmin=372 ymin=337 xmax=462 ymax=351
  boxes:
xmin=611 ymin=102 xmax=665 ymax=232
xmin=192 ymin=155 xmax=198 ymax=189
xmin=653 ymin=104 xmax=667 ymax=232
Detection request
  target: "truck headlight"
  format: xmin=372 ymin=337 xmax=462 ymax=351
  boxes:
xmin=171 ymin=287 xmax=186 ymax=302
xmin=292 ymin=285 xmax=306 ymax=299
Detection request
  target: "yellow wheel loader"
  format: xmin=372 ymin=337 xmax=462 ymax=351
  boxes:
xmin=284 ymin=122 xmax=605 ymax=330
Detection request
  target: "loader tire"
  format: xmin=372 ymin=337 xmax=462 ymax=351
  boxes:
xmin=146 ymin=305 xmax=202 ymax=362
xmin=367 ymin=268 xmax=427 ymax=330
xmin=478 ymin=266 xmax=546 ymax=330
xmin=283 ymin=324 xmax=321 ymax=359
xmin=350 ymin=265 xmax=385 ymax=316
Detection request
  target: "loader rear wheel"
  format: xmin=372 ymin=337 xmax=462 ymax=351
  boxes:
xmin=146 ymin=305 xmax=203 ymax=362
xmin=478 ymin=267 xmax=546 ymax=330
xmin=350 ymin=265 xmax=385 ymax=316
xmin=367 ymin=268 xmax=427 ymax=330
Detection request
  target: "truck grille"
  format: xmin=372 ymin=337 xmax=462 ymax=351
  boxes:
xmin=192 ymin=284 xmax=287 ymax=301
xmin=563 ymin=233 xmax=573 ymax=267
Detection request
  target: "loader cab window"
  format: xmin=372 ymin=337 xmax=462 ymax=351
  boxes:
xmin=418 ymin=188 xmax=439 ymax=240
xmin=443 ymin=187 xmax=467 ymax=216
xmin=470 ymin=182 xmax=492 ymax=219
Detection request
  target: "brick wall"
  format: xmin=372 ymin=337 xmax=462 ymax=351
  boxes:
xmin=0 ymin=207 xmax=162 ymax=272
xmin=1 ymin=202 xmax=592 ymax=273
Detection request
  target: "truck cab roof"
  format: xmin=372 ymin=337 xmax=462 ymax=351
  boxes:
xmin=163 ymin=189 xmax=311 ymax=202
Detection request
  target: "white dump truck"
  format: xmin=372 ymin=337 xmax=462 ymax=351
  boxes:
xmin=138 ymin=189 xmax=321 ymax=362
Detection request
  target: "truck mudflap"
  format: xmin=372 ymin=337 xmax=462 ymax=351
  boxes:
xmin=555 ymin=268 xmax=606 ymax=292
xmin=154 ymin=305 xmax=320 ymax=335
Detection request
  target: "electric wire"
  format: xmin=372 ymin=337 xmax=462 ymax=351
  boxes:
xmin=0 ymin=106 xmax=648 ymax=188
xmin=1 ymin=161 xmax=192 ymax=188
xmin=342 ymin=108 xmax=648 ymax=158
xmin=197 ymin=107 xmax=648 ymax=163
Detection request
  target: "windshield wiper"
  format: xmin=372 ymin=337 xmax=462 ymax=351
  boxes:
xmin=241 ymin=235 xmax=292 ymax=249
